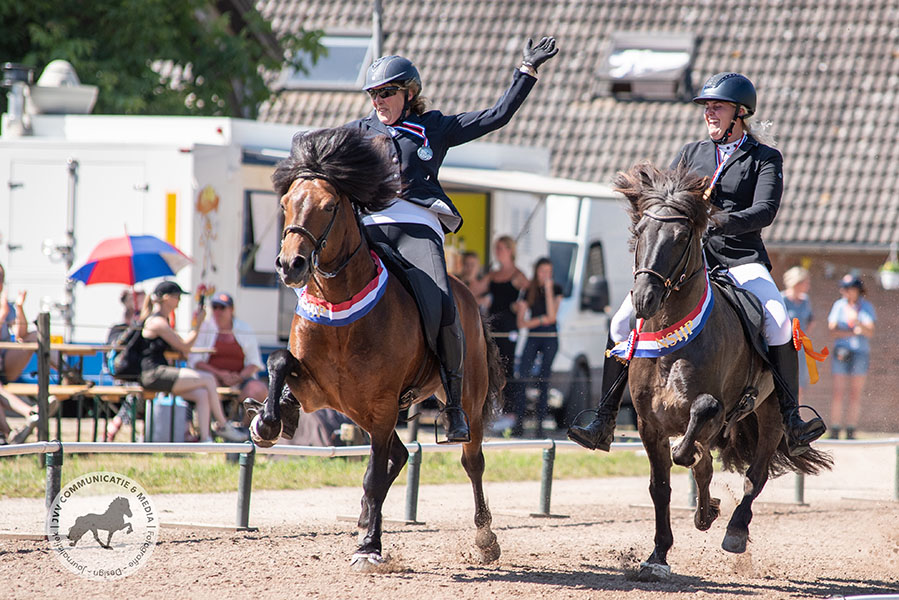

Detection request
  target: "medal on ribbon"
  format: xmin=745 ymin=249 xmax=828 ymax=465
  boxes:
xmin=394 ymin=121 xmax=433 ymax=161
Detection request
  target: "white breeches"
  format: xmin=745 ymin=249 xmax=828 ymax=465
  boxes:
xmin=609 ymin=262 xmax=792 ymax=346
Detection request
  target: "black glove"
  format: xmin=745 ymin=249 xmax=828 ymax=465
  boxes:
xmin=522 ymin=37 xmax=559 ymax=72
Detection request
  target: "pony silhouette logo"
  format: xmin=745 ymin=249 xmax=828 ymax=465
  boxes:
xmin=46 ymin=472 xmax=158 ymax=581
xmin=67 ymin=496 xmax=133 ymax=548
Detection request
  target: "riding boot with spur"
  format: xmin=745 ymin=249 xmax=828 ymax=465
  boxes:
xmin=567 ymin=336 xmax=628 ymax=451
xmin=767 ymin=342 xmax=826 ymax=456
xmin=437 ymin=314 xmax=470 ymax=443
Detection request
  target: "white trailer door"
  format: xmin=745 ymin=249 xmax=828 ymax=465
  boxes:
xmin=71 ymin=161 xmax=147 ymax=341
xmin=5 ymin=160 xmax=69 ymax=319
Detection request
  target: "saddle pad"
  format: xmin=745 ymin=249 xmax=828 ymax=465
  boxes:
xmin=709 ymin=269 xmax=770 ymax=366
xmin=368 ymin=240 xmax=440 ymax=356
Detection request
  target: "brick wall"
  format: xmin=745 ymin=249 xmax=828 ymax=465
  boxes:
xmin=769 ymin=250 xmax=898 ymax=433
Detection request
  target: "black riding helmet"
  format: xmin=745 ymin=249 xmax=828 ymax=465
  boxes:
xmin=363 ymin=55 xmax=421 ymax=91
xmin=693 ymin=72 xmax=757 ymax=144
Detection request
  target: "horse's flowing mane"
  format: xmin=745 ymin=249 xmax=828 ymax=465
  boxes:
xmin=272 ymin=127 xmax=398 ymax=213
xmin=614 ymin=161 xmax=714 ymax=243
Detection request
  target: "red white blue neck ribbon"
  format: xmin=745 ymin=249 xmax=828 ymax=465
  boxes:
xmin=294 ymin=251 xmax=388 ymax=326
xmin=609 ymin=269 xmax=714 ymax=361
xmin=708 ymin=133 xmax=747 ymax=190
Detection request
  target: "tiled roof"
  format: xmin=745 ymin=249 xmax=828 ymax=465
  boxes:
xmin=256 ymin=0 xmax=899 ymax=249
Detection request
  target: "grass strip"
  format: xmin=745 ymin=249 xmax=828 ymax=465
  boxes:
xmin=0 ymin=449 xmax=653 ymax=499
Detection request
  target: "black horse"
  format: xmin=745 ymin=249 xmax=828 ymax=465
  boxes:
xmin=616 ymin=162 xmax=831 ymax=580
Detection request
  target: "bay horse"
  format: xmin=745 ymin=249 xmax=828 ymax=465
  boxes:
xmin=616 ymin=162 xmax=831 ymax=581
xmin=248 ymin=127 xmax=504 ymax=570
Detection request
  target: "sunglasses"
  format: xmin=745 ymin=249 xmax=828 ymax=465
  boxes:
xmin=367 ymin=86 xmax=402 ymax=100
xmin=211 ymin=304 xmax=229 ymax=311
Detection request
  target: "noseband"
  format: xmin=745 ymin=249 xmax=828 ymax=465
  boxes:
xmin=281 ymin=180 xmax=365 ymax=280
xmin=633 ymin=210 xmax=703 ymax=304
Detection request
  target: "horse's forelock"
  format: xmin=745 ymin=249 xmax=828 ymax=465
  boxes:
xmin=272 ymin=128 xmax=397 ymax=212
xmin=616 ymin=162 xmax=711 ymax=243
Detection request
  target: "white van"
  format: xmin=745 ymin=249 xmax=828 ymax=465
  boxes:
xmin=542 ymin=194 xmax=634 ymax=428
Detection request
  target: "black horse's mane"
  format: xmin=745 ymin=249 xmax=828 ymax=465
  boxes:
xmin=272 ymin=127 xmax=398 ymax=213
xmin=614 ymin=161 xmax=714 ymax=244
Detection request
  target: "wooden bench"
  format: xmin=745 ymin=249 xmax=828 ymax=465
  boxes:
xmin=5 ymin=381 xmax=248 ymax=443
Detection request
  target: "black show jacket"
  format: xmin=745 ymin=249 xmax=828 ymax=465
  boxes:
xmin=345 ymin=69 xmax=537 ymax=234
xmin=669 ymin=135 xmax=784 ymax=270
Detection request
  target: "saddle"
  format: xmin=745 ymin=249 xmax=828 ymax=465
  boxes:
xmin=367 ymin=239 xmax=441 ymax=355
xmin=708 ymin=267 xmax=768 ymax=362
xmin=708 ymin=267 xmax=774 ymax=433
xmin=367 ymin=238 xmax=443 ymax=411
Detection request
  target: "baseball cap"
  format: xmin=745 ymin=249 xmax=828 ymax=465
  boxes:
xmin=153 ymin=280 xmax=186 ymax=297
xmin=839 ymin=274 xmax=864 ymax=290
xmin=210 ymin=292 xmax=234 ymax=308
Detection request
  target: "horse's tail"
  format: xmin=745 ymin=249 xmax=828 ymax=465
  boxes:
xmin=481 ymin=317 xmax=504 ymax=426
xmin=67 ymin=517 xmax=90 ymax=545
xmin=718 ymin=414 xmax=833 ymax=477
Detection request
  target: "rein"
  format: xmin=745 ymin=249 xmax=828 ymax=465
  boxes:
xmin=633 ymin=210 xmax=704 ymax=304
xmin=281 ymin=181 xmax=366 ymax=280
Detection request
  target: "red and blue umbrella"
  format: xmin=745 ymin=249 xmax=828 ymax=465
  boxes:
xmin=69 ymin=234 xmax=191 ymax=285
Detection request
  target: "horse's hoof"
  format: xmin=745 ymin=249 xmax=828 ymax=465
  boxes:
xmin=637 ymin=561 xmax=671 ymax=582
xmin=350 ymin=552 xmax=384 ymax=572
xmin=243 ymin=398 xmax=264 ymax=419
xmin=476 ymin=540 xmax=501 ymax=563
xmin=474 ymin=529 xmax=501 ymax=563
xmin=722 ymin=530 xmax=748 ymax=554
xmin=250 ymin=414 xmax=281 ymax=448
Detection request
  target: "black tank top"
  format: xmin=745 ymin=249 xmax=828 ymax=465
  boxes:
xmin=140 ymin=313 xmax=174 ymax=371
xmin=488 ymin=279 xmax=520 ymax=332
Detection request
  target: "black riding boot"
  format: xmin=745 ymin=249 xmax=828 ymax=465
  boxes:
xmin=437 ymin=314 xmax=470 ymax=443
xmin=567 ymin=336 xmax=629 ymax=451
xmin=767 ymin=342 xmax=826 ymax=456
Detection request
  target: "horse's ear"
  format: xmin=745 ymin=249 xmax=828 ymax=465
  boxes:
xmin=614 ymin=161 xmax=658 ymax=223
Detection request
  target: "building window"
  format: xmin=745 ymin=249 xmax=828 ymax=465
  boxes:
xmin=595 ymin=31 xmax=696 ymax=101
xmin=276 ymin=33 xmax=373 ymax=91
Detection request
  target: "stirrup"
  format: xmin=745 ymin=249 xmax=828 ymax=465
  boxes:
xmin=435 ymin=406 xmax=470 ymax=444
xmin=785 ymin=405 xmax=826 ymax=456
xmin=566 ymin=408 xmax=616 ymax=452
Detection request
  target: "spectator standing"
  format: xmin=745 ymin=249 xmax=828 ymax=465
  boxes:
xmin=189 ymin=292 xmax=267 ymax=415
xmin=457 ymin=251 xmax=489 ymax=311
xmin=780 ymin=266 xmax=814 ymax=399
xmin=827 ymin=274 xmax=876 ymax=439
xmin=470 ymin=235 xmax=528 ymax=416
xmin=140 ymin=281 xmax=247 ymax=442
xmin=511 ymin=257 xmax=562 ymax=438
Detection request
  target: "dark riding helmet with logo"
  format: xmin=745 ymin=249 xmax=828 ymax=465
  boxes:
xmin=363 ymin=55 xmax=421 ymax=91
xmin=693 ymin=72 xmax=757 ymax=117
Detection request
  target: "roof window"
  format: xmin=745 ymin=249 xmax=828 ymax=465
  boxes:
xmin=276 ymin=32 xmax=372 ymax=91
xmin=595 ymin=31 xmax=696 ymax=101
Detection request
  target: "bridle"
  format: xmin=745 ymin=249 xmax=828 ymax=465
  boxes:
xmin=281 ymin=179 xmax=365 ymax=280
xmin=633 ymin=210 xmax=704 ymax=305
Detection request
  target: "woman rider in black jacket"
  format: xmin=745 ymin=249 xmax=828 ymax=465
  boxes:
xmin=345 ymin=38 xmax=558 ymax=442
xmin=569 ymin=72 xmax=826 ymax=456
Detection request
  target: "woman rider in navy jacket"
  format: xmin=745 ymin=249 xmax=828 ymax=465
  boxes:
xmin=569 ymin=72 xmax=826 ymax=456
xmin=345 ymin=38 xmax=558 ymax=442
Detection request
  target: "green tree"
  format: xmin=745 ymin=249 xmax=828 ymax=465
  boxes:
xmin=0 ymin=0 xmax=322 ymax=118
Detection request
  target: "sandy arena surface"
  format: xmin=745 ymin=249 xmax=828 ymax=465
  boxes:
xmin=1 ymin=442 xmax=897 ymax=599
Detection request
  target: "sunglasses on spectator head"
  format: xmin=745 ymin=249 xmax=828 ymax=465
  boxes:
xmin=367 ymin=86 xmax=402 ymax=100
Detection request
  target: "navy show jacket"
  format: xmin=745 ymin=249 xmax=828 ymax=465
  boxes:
xmin=670 ymin=135 xmax=784 ymax=270
xmin=345 ymin=69 xmax=537 ymax=233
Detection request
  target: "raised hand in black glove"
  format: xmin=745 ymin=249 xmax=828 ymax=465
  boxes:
xmin=522 ymin=36 xmax=559 ymax=72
